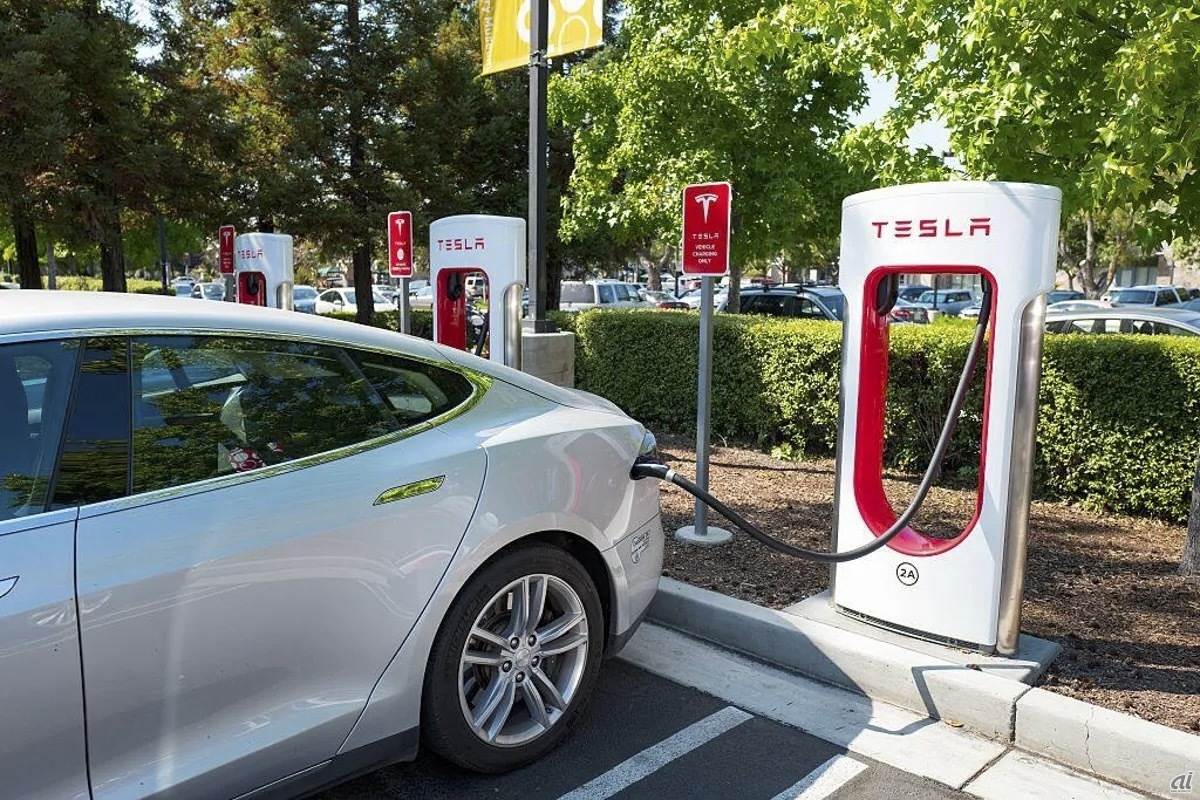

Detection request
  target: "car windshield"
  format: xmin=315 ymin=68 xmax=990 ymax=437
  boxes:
xmin=1110 ymin=289 xmax=1154 ymax=305
xmin=202 ymin=284 xmax=223 ymax=299
xmin=293 ymin=287 xmax=317 ymax=300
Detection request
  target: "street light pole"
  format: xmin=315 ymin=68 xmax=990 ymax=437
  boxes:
xmin=528 ymin=0 xmax=554 ymax=332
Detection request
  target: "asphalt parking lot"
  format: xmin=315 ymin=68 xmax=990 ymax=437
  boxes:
xmin=319 ymin=660 xmax=963 ymax=800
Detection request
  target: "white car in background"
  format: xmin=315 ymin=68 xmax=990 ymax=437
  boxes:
xmin=559 ymin=281 xmax=653 ymax=311
xmin=0 ymin=291 xmax=663 ymax=798
xmin=315 ymin=287 xmax=393 ymax=315
xmin=409 ymin=285 xmax=435 ymax=309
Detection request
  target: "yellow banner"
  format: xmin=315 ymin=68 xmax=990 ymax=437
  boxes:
xmin=480 ymin=0 xmax=603 ymax=75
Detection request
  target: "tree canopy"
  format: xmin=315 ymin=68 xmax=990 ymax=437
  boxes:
xmin=736 ymin=1 xmax=1200 ymax=243
xmin=549 ymin=0 xmax=868 ymax=293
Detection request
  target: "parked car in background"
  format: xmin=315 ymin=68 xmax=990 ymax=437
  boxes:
xmin=1046 ymin=289 xmax=1085 ymax=305
xmin=1046 ymin=306 xmax=1200 ymax=337
xmin=315 ymin=287 xmax=393 ymax=315
xmin=1102 ymin=285 xmax=1187 ymax=307
xmin=911 ymin=288 xmax=977 ymax=317
xmin=680 ymin=287 xmax=727 ymax=310
xmin=292 ymin=285 xmax=319 ymax=313
xmin=373 ymin=284 xmax=398 ymax=304
xmin=720 ymin=285 xmax=845 ymax=321
xmin=1178 ymin=297 xmax=1200 ymax=312
xmin=409 ymin=285 xmax=435 ymax=309
xmin=558 ymin=280 xmax=652 ymax=311
xmin=191 ymin=282 xmax=226 ymax=301
xmin=1047 ymin=299 xmax=1111 ymax=313
xmin=0 ymin=282 xmax=19 ymax=290
xmin=0 ymin=290 xmax=662 ymax=798
xmin=897 ymin=284 xmax=932 ymax=302
xmin=644 ymin=290 xmax=690 ymax=309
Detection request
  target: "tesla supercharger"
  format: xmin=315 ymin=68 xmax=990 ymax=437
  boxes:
xmin=430 ymin=215 xmax=524 ymax=368
xmin=234 ymin=232 xmax=294 ymax=310
xmin=832 ymin=181 xmax=1062 ymax=655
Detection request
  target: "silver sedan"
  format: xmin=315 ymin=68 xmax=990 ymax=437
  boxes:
xmin=0 ymin=291 xmax=663 ymax=799
xmin=1045 ymin=305 xmax=1200 ymax=336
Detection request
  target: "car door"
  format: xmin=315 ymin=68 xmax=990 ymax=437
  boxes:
xmin=0 ymin=338 xmax=89 ymax=800
xmin=72 ymin=334 xmax=487 ymax=800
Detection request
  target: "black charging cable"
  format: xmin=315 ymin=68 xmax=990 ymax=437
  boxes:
xmin=630 ymin=283 xmax=994 ymax=563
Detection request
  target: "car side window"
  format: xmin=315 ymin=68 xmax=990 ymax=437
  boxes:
xmin=0 ymin=340 xmax=81 ymax=521
xmin=1154 ymin=322 xmax=1194 ymax=336
xmin=598 ymin=284 xmax=617 ymax=304
xmin=795 ymin=297 xmax=824 ymax=319
xmin=52 ymin=337 xmax=131 ymax=509
xmin=129 ymin=336 xmax=398 ymax=494
xmin=348 ymin=350 xmax=475 ymax=427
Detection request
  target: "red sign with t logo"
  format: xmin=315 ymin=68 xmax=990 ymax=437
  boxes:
xmin=388 ymin=211 xmax=413 ymax=277
xmin=218 ymin=225 xmax=235 ymax=275
xmin=682 ymin=182 xmax=732 ymax=275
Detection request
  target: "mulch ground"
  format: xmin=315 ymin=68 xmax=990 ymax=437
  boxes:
xmin=654 ymin=434 xmax=1200 ymax=735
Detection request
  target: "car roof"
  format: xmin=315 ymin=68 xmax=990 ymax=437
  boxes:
xmin=0 ymin=290 xmax=441 ymax=356
xmin=1047 ymin=306 xmax=1200 ymax=324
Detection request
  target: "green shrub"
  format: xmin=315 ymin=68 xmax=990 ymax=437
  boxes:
xmin=570 ymin=310 xmax=1200 ymax=523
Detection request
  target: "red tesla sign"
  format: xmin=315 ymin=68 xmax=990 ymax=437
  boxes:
xmin=682 ymin=182 xmax=732 ymax=276
xmin=218 ymin=225 xmax=235 ymax=275
xmin=388 ymin=211 xmax=414 ymax=278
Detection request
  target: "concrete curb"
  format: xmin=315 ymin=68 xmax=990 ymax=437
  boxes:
xmin=646 ymin=578 xmax=1197 ymax=798
xmin=1016 ymin=688 xmax=1198 ymax=797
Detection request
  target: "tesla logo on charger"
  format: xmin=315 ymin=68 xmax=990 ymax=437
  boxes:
xmin=437 ymin=237 xmax=486 ymax=252
xmin=871 ymin=217 xmax=992 ymax=238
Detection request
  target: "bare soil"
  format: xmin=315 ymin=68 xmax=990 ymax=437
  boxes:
xmin=654 ymin=434 xmax=1200 ymax=735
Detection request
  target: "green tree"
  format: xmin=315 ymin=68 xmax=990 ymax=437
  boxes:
xmin=741 ymin=1 xmax=1200 ymax=241
xmin=549 ymin=0 xmax=866 ymax=308
xmin=0 ymin=2 xmax=73 ymax=288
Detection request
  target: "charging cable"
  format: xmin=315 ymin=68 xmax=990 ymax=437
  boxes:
xmin=630 ymin=284 xmax=993 ymax=563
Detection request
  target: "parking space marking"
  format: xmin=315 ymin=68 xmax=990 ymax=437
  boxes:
xmin=770 ymin=755 xmax=867 ymax=800
xmin=558 ymin=705 xmax=753 ymax=800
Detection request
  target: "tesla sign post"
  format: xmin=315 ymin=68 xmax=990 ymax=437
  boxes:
xmin=219 ymin=225 xmax=236 ymax=301
xmin=388 ymin=211 xmax=413 ymax=334
xmin=677 ymin=182 xmax=733 ymax=547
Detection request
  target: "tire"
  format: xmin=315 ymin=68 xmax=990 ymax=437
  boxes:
xmin=421 ymin=543 xmax=605 ymax=773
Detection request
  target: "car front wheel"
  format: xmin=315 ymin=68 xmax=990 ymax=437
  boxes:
xmin=422 ymin=543 xmax=604 ymax=773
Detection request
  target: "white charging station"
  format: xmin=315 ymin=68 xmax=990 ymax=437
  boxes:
xmin=430 ymin=215 xmax=525 ymax=368
xmin=233 ymin=233 xmax=294 ymax=310
xmin=831 ymin=182 xmax=1062 ymax=655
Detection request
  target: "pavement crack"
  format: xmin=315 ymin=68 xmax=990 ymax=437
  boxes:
xmin=1083 ymin=705 xmax=1099 ymax=777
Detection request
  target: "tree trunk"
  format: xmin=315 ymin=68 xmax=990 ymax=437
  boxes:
xmin=345 ymin=0 xmax=373 ymax=327
xmin=726 ymin=261 xmax=741 ymax=313
xmin=1182 ymin=448 xmax=1200 ymax=579
xmin=257 ymin=215 xmax=275 ymax=234
xmin=11 ymin=204 xmax=42 ymax=289
xmin=352 ymin=240 xmax=373 ymax=325
xmin=99 ymin=211 xmax=127 ymax=292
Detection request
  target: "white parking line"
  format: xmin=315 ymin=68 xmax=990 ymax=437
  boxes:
xmin=770 ymin=755 xmax=868 ymax=800
xmin=558 ymin=705 xmax=753 ymax=800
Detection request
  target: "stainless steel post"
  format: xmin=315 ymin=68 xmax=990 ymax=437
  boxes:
xmin=996 ymin=295 xmax=1047 ymax=656
xmin=399 ymin=277 xmax=411 ymax=334
xmin=675 ymin=276 xmax=731 ymax=546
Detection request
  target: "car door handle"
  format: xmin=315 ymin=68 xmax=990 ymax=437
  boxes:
xmin=0 ymin=576 xmax=18 ymax=600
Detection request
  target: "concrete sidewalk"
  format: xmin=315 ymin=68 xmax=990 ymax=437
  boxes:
xmin=643 ymin=578 xmax=1197 ymax=799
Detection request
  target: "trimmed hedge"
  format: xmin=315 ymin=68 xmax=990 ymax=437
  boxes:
xmin=570 ymin=309 xmax=1200 ymax=524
